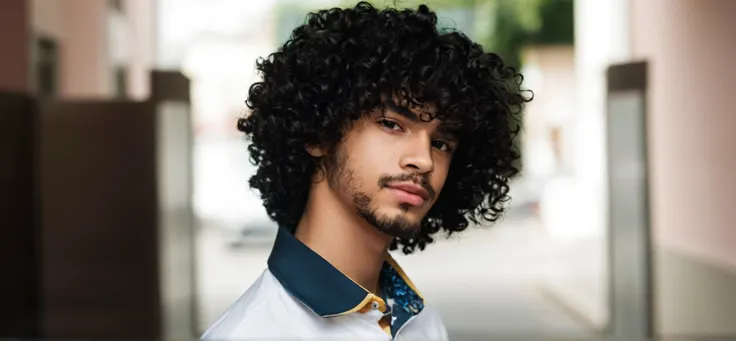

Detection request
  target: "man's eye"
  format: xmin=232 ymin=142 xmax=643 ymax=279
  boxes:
xmin=432 ymin=140 xmax=453 ymax=152
xmin=378 ymin=119 xmax=402 ymax=131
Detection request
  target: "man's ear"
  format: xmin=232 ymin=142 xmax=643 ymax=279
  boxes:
xmin=305 ymin=144 xmax=326 ymax=157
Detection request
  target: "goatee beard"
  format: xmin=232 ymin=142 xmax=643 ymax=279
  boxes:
xmin=353 ymin=192 xmax=421 ymax=239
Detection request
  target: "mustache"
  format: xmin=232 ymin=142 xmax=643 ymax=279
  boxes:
xmin=378 ymin=173 xmax=436 ymax=200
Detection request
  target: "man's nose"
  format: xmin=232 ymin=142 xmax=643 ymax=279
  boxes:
xmin=398 ymin=135 xmax=434 ymax=174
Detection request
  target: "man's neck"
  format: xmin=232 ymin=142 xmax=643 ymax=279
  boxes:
xmin=294 ymin=181 xmax=392 ymax=294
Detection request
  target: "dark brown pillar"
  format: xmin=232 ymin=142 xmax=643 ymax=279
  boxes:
xmin=36 ymin=71 xmax=194 ymax=338
xmin=0 ymin=92 xmax=39 ymax=337
xmin=0 ymin=0 xmax=37 ymax=337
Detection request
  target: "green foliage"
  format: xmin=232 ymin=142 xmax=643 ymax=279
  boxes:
xmin=487 ymin=0 xmax=574 ymax=67
xmin=275 ymin=0 xmax=572 ymax=67
xmin=526 ymin=0 xmax=574 ymax=46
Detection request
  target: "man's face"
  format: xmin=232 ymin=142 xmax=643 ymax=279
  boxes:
xmin=324 ymin=102 xmax=458 ymax=239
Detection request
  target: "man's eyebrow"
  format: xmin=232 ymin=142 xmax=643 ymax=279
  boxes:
xmin=383 ymin=101 xmax=420 ymax=122
xmin=383 ymin=101 xmax=459 ymax=141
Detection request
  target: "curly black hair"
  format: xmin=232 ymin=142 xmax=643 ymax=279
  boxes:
xmin=239 ymin=1 xmax=531 ymax=254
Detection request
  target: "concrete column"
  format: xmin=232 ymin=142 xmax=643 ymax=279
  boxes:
xmin=573 ymin=0 xmax=631 ymax=240
xmin=124 ymin=0 xmax=155 ymax=100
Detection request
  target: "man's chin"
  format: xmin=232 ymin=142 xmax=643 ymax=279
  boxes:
xmin=356 ymin=202 xmax=426 ymax=239
xmin=375 ymin=215 xmax=422 ymax=239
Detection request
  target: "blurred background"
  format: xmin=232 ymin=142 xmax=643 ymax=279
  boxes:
xmin=1 ymin=0 xmax=735 ymax=340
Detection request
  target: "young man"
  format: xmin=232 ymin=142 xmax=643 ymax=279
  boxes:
xmin=201 ymin=2 xmax=530 ymax=340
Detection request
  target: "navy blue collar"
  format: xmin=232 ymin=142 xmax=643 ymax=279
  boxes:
xmin=267 ymin=226 xmax=425 ymax=319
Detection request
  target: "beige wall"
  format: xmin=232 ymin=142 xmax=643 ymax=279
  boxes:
xmin=30 ymin=0 xmax=154 ymax=99
xmin=0 ymin=0 xmax=30 ymax=92
xmin=59 ymin=0 xmax=111 ymax=98
xmin=630 ymin=0 xmax=736 ymax=336
xmin=30 ymin=0 xmax=110 ymax=98
xmin=31 ymin=0 xmax=63 ymax=39
xmin=631 ymin=0 xmax=736 ymax=271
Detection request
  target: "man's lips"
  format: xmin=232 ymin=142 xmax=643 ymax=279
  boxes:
xmin=387 ymin=183 xmax=430 ymax=206
xmin=389 ymin=183 xmax=430 ymax=200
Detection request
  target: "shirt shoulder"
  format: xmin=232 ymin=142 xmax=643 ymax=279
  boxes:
xmin=401 ymin=304 xmax=450 ymax=341
xmin=200 ymin=269 xmax=301 ymax=340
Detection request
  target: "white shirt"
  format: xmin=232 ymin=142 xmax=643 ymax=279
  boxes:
xmin=201 ymin=227 xmax=449 ymax=340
